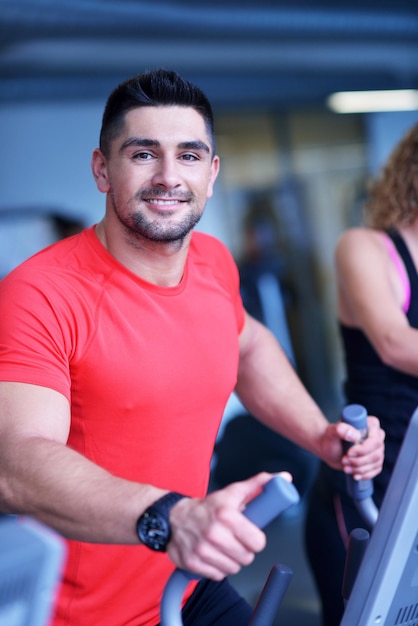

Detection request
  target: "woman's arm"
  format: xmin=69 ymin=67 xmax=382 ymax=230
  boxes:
xmin=336 ymin=228 xmax=418 ymax=376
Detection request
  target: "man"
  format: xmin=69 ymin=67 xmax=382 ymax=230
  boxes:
xmin=0 ymin=69 xmax=384 ymax=626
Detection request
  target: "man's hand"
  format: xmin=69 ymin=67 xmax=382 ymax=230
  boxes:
xmin=167 ymin=472 xmax=290 ymax=580
xmin=321 ymin=416 xmax=385 ymax=480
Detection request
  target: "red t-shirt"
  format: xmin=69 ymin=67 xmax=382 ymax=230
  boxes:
xmin=0 ymin=227 xmax=245 ymax=625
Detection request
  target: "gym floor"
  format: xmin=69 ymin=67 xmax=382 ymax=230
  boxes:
xmin=229 ymin=500 xmax=322 ymax=626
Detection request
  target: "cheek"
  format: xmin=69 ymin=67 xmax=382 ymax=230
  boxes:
xmin=110 ymin=170 xmax=140 ymax=198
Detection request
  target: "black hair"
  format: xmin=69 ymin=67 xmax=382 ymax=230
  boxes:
xmin=99 ymin=68 xmax=215 ymax=157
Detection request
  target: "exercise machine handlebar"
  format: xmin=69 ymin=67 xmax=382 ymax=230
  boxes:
xmin=341 ymin=404 xmax=379 ymax=529
xmin=160 ymin=474 xmax=300 ymax=626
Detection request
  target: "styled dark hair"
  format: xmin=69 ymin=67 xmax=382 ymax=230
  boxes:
xmin=364 ymin=122 xmax=418 ymax=230
xmin=99 ymin=68 xmax=215 ymax=157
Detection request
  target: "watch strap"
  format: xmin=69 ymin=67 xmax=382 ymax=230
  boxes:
xmin=151 ymin=492 xmax=187 ymax=514
xmin=136 ymin=491 xmax=187 ymax=552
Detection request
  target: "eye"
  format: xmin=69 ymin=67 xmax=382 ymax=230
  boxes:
xmin=132 ymin=151 xmax=154 ymax=161
xmin=180 ymin=153 xmax=199 ymax=162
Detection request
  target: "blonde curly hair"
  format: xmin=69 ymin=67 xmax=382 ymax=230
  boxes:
xmin=364 ymin=122 xmax=418 ymax=230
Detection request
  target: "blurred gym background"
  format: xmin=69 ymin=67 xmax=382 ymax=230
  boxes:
xmin=1 ymin=2 xmax=418 ymax=623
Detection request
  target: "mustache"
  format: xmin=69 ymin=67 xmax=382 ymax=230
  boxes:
xmin=135 ymin=189 xmax=194 ymax=202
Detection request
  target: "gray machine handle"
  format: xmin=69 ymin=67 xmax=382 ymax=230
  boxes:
xmin=341 ymin=404 xmax=379 ymax=528
xmin=160 ymin=475 xmax=300 ymax=626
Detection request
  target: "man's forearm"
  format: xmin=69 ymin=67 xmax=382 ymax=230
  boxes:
xmin=0 ymin=435 xmax=163 ymax=543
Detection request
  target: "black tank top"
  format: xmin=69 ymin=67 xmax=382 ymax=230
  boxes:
xmin=323 ymin=231 xmax=418 ymax=507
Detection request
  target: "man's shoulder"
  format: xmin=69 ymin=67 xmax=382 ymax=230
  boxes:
xmin=189 ymin=232 xmax=240 ymax=290
xmin=6 ymin=227 xmax=94 ymax=276
xmin=1 ymin=227 xmax=102 ymax=303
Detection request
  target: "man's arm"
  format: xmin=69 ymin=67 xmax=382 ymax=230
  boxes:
xmin=236 ymin=312 xmax=385 ymax=479
xmin=0 ymin=381 xmax=278 ymax=580
xmin=0 ymin=381 xmax=164 ymax=543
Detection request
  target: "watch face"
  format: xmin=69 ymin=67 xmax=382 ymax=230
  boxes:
xmin=138 ymin=511 xmax=170 ymax=552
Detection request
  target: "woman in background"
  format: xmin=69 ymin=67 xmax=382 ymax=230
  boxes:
xmin=305 ymin=122 xmax=418 ymax=626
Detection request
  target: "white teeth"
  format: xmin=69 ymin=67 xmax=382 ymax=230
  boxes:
xmin=148 ymin=199 xmax=179 ymax=206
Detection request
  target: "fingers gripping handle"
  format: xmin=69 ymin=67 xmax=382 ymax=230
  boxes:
xmin=341 ymin=404 xmax=369 ymax=441
xmin=242 ymin=474 xmax=300 ymax=528
xmin=160 ymin=475 xmax=300 ymax=626
xmin=341 ymin=404 xmax=374 ymax=501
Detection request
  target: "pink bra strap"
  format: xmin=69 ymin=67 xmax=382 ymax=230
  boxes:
xmin=380 ymin=233 xmax=411 ymax=313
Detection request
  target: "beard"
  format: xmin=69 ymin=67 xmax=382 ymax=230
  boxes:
xmin=110 ymin=188 xmax=204 ymax=243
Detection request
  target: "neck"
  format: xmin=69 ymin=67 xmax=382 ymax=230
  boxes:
xmin=95 ymin=220 xmax=191 ymax=287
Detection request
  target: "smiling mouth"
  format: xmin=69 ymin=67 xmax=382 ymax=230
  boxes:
xmin=146 ymin=198 xmax=185 ymax=206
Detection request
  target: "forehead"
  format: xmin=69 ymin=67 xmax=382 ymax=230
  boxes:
xmin=121 ymin=105 xmax=209 ymax=145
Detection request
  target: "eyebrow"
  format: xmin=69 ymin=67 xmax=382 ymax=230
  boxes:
xmin=119 ymin=137 xmax=210 ymax=154
xmin=179 ymin=140 xmax=210 ymax=154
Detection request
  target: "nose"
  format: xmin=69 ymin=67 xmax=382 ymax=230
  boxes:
xmin=151 ymin=156 xmax=181 ymax=189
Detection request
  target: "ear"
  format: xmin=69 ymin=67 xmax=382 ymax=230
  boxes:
xmin=206 ymin=155 xmax=220 ymax=199
xmin=91 ymin=148 xmax=110 ymax=193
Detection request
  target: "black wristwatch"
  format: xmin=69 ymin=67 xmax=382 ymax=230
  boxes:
xmin=136 ymin=492 xmax=187 ymax=552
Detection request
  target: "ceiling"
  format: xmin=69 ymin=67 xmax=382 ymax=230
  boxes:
xmin=1 ymin=0 xmax=418 ymax=112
